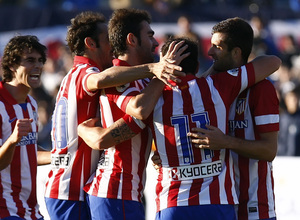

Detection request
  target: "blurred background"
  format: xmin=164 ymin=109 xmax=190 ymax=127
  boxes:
xmin=1 ymin=0 xmax=300 ymax=219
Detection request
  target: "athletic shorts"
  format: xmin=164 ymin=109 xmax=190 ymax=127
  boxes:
xmin=86 ymin=194 xmax=145 ymax=220
xmin=45 ymin=197 xmax=91 ymax=220
xmin=155 ymin=204 xmax=237 ymax=220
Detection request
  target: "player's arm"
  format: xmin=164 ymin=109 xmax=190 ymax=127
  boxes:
xmin=37 ymin=146 xmax=51 ymax=165
xmin=125 ymin=41 xmax=190 ymax=120
xmin=87 ymin=41 xmax=188 ymax=91
xmin=0 ymin=119 xmax=33 ymax=170
xmin=78 ymin=117 xmax=137 ymax=150
xmin=125 ymin=77 xmax=164 ymax=120
xmin=250 ymin=55 xmax=281 ymax=83
xmin=188 ymin=126 xmax=277 ymax=161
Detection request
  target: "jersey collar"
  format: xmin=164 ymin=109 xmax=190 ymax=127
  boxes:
xmin=74 ymin=56 xmax=103 ymax=71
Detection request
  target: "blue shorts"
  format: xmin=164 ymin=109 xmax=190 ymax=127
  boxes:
xmin=155 ymin=204 xmax=236 ymax=220
xmin=86 ymin=194 xmax=145 ymax=220
xmin=45 ymin=197 xmax=91 ymax=220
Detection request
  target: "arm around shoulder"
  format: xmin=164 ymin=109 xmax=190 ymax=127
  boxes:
xmin=251 ymin=55 xmax=282 ymax=83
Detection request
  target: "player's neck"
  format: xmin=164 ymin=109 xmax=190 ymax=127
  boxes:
xmin=4 ymin=81 xmax=29 ymax=103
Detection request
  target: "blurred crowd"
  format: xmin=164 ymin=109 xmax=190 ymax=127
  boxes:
xmin=2 ymin=13 xmax=299 ymax=156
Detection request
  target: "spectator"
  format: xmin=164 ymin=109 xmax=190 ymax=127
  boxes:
xmin=277 ymin=81 xmax=300 ymax=156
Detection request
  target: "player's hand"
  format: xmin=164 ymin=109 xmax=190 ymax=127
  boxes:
xmin=10 ymin=119 xmax=33 ymax=144
xmin=151 ymin=152 xmax=162 ymax=171
xmin=78 ymin=118 xmax=100 ymax=138
xmin=187 ymin=125 xmax=228 ymax=150
xmin=151 ymin=41 xmax=190 ymax=87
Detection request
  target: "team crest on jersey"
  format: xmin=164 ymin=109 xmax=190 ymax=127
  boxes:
xmin=227 ymin=68 xmax=239 ymax=76
xmin=116 ymin=83 xmax=130 ymax=92
xmin=86 ymin=67 xmax=100 ymax=74
xmin=236 ymin=98 xmax=246 ymax=115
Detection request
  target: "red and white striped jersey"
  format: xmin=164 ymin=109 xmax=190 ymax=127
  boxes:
xmin=45 ymin=56 xmax=101 ymax=201
xmin=0 ymin=82 xmax=42 ymax=220
xmin=229 ymin=79 xmax=279 ymax=220
xmin=84 ymin=59 xmax=152 ymax=202
xmin=126 ymin=63 xmax=256 ymax=212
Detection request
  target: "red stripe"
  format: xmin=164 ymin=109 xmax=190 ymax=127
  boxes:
xmin=107 ymin=147 xmax=123 ymax=199
xmin=155 ymin=171 xmax=163 ymax=212
xmin=136 ymin=130 xmax=148 ymax=202
xmin=257 ymin=160 xmax=269 ymax=219
xmin=11 ymin=147 xmax=25 ymax=218
xmin=246 ymin=63 xmax=256 ymax=86
xmin=237 ymin=155 xmax=250 ymax=220
xmin=69 ymin=148 xmax=83 ymax=200
xmin=49 ymin=168 xmax=64 ymax=198
xmin=162 ymin=88 xmax=179 ymax=167
xmin=224 ymin=149 xmax=234 ymax=204
xmin=188 ymin=179 xmax=203 ymax=205
xmin=0 ymin=176 xmax=10 ymax=218
xmin=167 ymin=181 xmax=181 ymax=208
xmin=90 ymin=171 xmax=102 ymax=196
xmin=121 ymin=139 xmax=133 ymax=200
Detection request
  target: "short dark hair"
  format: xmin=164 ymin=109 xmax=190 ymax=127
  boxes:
xmin=212 ymin=17 xmax=253 ymax=63
xmin=66 ymin=11 xmax=106 ymax=56
xmin=161 ymin=37 xmax=199 ymax=74
xmin=1 ymin=35 xmax=47 ymax=82
xmin=108 ymin=8 xmax=151 ymax=58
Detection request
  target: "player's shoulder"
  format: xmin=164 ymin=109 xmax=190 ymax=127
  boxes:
xmin=252 ymin=78 xmax=275 ymax=90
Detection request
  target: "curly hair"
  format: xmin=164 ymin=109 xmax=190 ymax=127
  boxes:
xmin=211 ymin=17 xmax=253 ymax=63
xmin=1 ymin=35 xmax=47 ymax=82
xmin=161 ymin=37 xmax=199 ymax=74
xmin=66 ymin=11 xmax=106 ymax=56
xmin=108 ymin=8 xmax=151 ymax=58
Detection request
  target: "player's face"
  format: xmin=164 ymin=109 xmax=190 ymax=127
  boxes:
xmin=96 ymin=23 xmax=113 ymax=70
xmin=13 ymin=49 xmax=44 ymax=89
xmin=135 ymin=21 xmax=159 ymax=64
xmin=208 ymin=32 xmax=235 ymax=72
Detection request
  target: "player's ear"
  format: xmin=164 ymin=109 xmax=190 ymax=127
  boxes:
xmin=84 ymin=37 xmax=96 ymax=49
xmin=232 ymin=47 xmax=242 ymax=59
xmin=127 ymin=33 xmax=138 ymax=47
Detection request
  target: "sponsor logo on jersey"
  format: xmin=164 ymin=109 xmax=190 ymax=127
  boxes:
xmin=9 ymin=117 xmax=17 ymax=123
xmin=167 ymin=160 xmax=222 ymax=181
xmin=16 ymin=132 xmax=37 ymax=146
xmin=116 ymin=83 xmax=130 ymax=92
xmin=227 ymin=68 xmax=239 ymax=76
xmin=86 ymin=67 xmax=100 ymax=74
xmin=51 ymin=153 xmax=71 ymax=168
xmin=228 ymin=120 xmax=248 ymax=132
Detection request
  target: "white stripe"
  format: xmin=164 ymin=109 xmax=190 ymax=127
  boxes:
xmin=132 ymin=117 xmax=146 ymax=129
xmin=100 ymin=91 xmax=114 ymax=127
xmin=206 ymin=77 xmax=227 ymax=133
xmin=255 ymin=114 xmax=279 ymax=125
xmin=240 ymin=65 xmax=249 ymax=94
xmin=131 ymin=134 xmax=141 ymax=201
xmin=96 ymin=91 xmax=117 ymax=198
xmin=116 ymin=87 xmax=139 ymax=109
